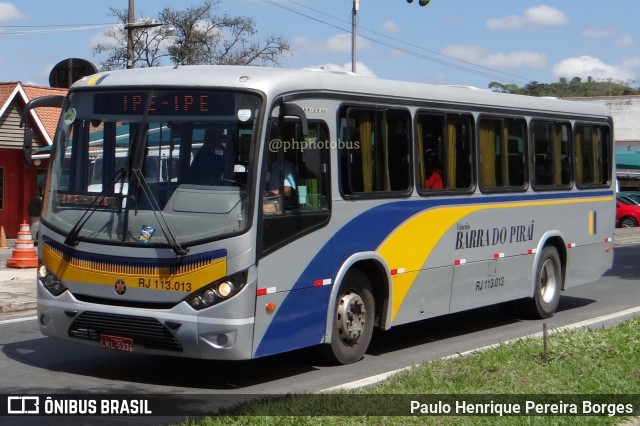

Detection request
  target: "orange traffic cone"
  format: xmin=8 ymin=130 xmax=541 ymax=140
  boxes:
xmin=0 ymin=225 xmax=7 ymax=249
xmin=6 ymin=221 xmax=38 ymax=268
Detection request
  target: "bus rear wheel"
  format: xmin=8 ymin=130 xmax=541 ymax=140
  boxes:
xmin=325 ymin=269 xmax=375 ymax=365
xmin=517 ymin=246 xmax=562 ymax=319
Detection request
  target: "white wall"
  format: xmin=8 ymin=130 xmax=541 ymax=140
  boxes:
xmin=567 ymin=96 xmax=640 ymax=150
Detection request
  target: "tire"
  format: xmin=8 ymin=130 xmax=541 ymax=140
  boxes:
xmin=620 ymin=216 xmax=638 ymax=228
xmin=325 ymin=269 xmax=375 ymax=365
xmin=517 ymin=246 xmax=562 ymax=319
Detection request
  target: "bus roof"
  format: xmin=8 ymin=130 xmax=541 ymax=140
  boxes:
xmin=71 ymin=65 xmax=611 ymax=119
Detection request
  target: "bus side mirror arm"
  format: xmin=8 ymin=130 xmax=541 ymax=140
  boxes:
xmin=279 ymin=102 xmax=308 ymax=137
xmin=21 ymin=95 xmax=66 ymax=166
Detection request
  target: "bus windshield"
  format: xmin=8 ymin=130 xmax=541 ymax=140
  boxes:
xmin=45 ymin=89 xmax=261 ymax=247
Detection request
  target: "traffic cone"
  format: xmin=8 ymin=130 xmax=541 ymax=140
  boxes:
xmin=0 ymin=226 xmax=7 ymax=249
xmin=6 ymin=221 xmax=38 ymax=268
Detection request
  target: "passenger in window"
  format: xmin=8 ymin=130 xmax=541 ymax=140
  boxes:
xmin=424 ymin=151 xmax=443 ymax=190
xmin=265 ymin=151 xmax=298 ymax=212
xmin=267 ymin=157 xmax=297 ymax=197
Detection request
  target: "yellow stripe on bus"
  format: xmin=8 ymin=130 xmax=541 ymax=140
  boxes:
xmin=41 ymin=244 xmax=226 ymax=293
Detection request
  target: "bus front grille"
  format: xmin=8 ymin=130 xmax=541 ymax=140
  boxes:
xmin=68 ymin=311 xmax=183 ymax=352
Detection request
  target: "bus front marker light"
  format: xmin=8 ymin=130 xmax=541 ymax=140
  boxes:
xmin=216 ymin=334 xmax=228 ymax=346
xmin=38 ymin=265 xmax=47 ymax=279
xmin=39 ymin=314 xmax=50 ymax=326
xmin=203 ymin=289 xmax=216 ymax=305
xmin=51 ymin=280 xmax=64 ymax=293
xmin=190 ymin=296 xmax=203 ymax=308
xmin=216 ymin=281 xmax=234 ymax=298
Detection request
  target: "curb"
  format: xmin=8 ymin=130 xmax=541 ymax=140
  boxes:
xmin=0 ymin=300 xmax=36 ymax=313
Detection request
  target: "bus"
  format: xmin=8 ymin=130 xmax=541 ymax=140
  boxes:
xmin=24 ymin=66 xmax=614 ymax=364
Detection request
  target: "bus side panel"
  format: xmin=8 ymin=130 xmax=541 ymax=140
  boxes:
xmin=253 ymin=201 xmax=420 ymax=357
xmin=449 ymin=255 xmax=532 ymax=313
xmin=565 ymin=243 xmax=613 ymax=288
xmin=390 ymin=266 xmax=453 ymax=326
xmin=564 ymin=200 xmax=615 ymax=288
xmin=253 ymin=286 xmax=332 ymax=357
xmin=252 ymin=224 xmax=338 ymax=358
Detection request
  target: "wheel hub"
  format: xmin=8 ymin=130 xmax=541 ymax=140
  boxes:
xmin=539 ymin=258 xmax=557 ymax=304
xmin=337 ymin=290 xmax=366 ymax=344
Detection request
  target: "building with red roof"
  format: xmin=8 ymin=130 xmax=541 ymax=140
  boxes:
xmin=0 ymin=82 xmax=67 ymax=237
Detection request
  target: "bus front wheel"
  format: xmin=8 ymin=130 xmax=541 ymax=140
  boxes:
xmin=518 ymin=246 xmax=562 ymax=319
xmin=325 ymin=269 xmax=375 ymax=365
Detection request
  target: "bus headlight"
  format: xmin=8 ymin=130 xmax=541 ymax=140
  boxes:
xmin=38 ymin=264 xmax=67 ymax=296
xmin=216 ymin=281 xmax=234 ymax=298
xmin=187 ymin=270 xmax=247 ymax=311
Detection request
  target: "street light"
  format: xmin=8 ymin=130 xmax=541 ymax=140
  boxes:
xmin=126 ymin=21 xmax=164 ymax=69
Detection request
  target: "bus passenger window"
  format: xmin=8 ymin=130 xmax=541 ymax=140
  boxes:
xmin=416 ymin=112 xmax=473 ymax=192
xmin=575 ymin=124 xmax=611 ymax=187
xmin=479 ymin=117 xmax=526 ymax=191
xmin=532 ymin=120 xmax=572 ymax=189
xmin=339 ymin=107 xmax=411 ymax=196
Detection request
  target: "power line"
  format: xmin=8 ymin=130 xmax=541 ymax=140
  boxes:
xmin=262 ymin=0 xmax=533 ymax=85
xmin=0 ymin=23 xmax=118 ymax=36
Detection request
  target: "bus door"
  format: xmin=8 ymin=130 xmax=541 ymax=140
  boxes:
xmin=252 ymin=103 xmax=332 ymax=357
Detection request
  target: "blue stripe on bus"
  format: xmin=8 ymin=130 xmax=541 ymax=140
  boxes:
xmin=254 ymin=190 xmax=613 ymax=357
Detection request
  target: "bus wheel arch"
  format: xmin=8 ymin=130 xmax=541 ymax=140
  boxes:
xmin=324 ymin=258 xmax=390 ymax=364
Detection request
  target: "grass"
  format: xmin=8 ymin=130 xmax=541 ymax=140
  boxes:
xmin=181 ymin=316 xmax=640 ymax=425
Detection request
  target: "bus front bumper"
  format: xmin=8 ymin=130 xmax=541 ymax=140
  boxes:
xmin=36 ymin=283 xmax=255 ymax=361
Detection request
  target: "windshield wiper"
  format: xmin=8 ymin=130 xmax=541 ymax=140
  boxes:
xmin=64 ymin=168 xmax=126 ymax=246
xmin=131 ymin=169 xmax=188 ymax=256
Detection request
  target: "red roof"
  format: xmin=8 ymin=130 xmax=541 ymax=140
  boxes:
xmin=0 ymin=82 xmax=67 ymax=142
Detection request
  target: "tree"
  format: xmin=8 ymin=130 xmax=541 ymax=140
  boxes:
xmin=488 ymin=77 xmax=640 ymax=97
xmin=93 ymin=0 xmax=289 ymax=70
xmin=93 ymin=8 xmax=174 ymax=69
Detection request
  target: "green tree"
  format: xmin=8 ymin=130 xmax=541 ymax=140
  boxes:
xmin=93 ymin=0 xmax=289 ymax=70
xmin=488 ymin=76 xmax=640 ymax=97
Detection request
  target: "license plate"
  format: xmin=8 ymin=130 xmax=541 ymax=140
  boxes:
xmin=99 ymin=334 xmax=134 ymax=353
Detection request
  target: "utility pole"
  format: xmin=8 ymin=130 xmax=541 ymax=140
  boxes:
xmin=351 ymin=0 xmax=359 ymax=73
xmin=125 ymin=0 xmax=164 ymax=69
xmin=126 ymin=0 xmax=135 ymax=69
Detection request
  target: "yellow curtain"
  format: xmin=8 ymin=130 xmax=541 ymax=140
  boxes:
xmin=592 ymin=129 xmax=600 ymax=183
xmin=552 ymin=124 xmax=562 ymax=185
xmin=382 ymin=119 xmax=390 ymax=191
xmin=575 ymin=130 xmax=583 ymax=184
xmin=479 ymin=122 xmax=496 ymax=187
xmin=447 ymin=122 xmax=456 ymax=189
xmin=416 ymin=120 xmax=425 ymax=187
xmin=359 ymin=114 xmax=373 ymax=192
xmin=501 ymin=127 xmax=509 ymax=186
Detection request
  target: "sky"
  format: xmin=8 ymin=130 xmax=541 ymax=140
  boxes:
xmin=1 ymin=0 xmax=639 ymax=89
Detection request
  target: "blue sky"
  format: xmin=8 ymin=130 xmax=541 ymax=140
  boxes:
xmin=1 ymin=0 xmax=639 ymax=89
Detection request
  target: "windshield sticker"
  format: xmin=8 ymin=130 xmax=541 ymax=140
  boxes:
xmin=63 ymin=108 xmax=77 ymax=125
xmin=237 ymin=109 xmax=252 ymax=122
xmin=139 ymin=225 xmax=156 ymax=243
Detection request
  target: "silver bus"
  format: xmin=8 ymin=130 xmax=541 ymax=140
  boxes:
xmin=25 ymin=66 xmax=614 ymax=364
